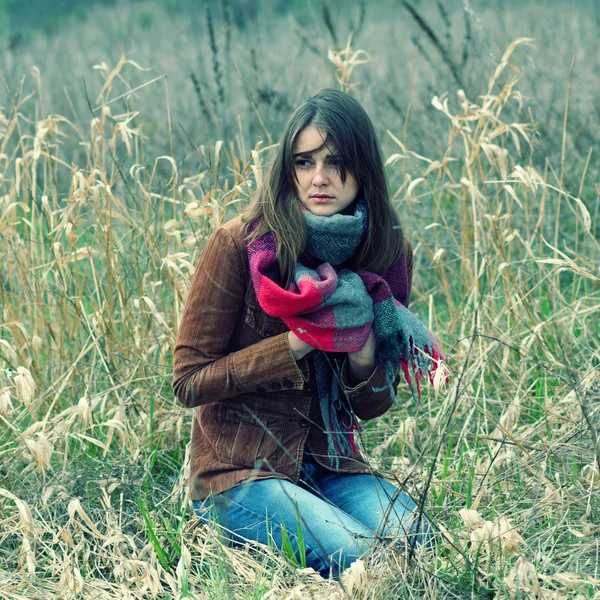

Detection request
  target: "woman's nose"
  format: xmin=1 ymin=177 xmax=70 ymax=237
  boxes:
xmin=312 ymin=165 xmax=330 ymax=186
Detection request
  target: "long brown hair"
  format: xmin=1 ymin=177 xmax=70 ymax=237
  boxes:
xmin=242 ymin=88 xmax=405 ymax=289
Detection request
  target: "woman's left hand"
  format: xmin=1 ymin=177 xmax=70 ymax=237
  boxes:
xmin=347 ymin=329 xmax=376 ymax=378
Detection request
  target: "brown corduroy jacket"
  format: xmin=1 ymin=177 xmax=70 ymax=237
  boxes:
xmin=172 ymin=216 xmax=413 ymax=500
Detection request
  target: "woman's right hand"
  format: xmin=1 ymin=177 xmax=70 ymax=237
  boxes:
xmin=288 ymin=331 xmax=316 ymax=361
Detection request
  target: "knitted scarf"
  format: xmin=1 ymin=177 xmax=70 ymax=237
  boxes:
xmin=247 ymin=200 xmax=444 ymax=465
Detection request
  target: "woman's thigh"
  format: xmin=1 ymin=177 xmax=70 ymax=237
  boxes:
xmin=193 ymin=478 xmax=373 ymax=576
xmin=310 ymin=470 xmax=430 ymax=547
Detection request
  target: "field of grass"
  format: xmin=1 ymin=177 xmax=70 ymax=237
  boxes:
xmin=1 ymin=1 xmax=599 ymax=598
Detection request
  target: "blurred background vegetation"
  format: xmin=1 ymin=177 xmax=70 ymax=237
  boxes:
xmin=1 ymin=0 xmax=598 ymax=188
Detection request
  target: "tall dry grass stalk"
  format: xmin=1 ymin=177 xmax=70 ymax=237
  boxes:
xmin=0 ymin=38 xmax=599 ymax=599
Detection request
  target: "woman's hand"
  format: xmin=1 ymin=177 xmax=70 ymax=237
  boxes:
xmin=347 ymin=329 xmax=376 ymax=379
xmin=288 ymin=331 xmax=316 ymax=361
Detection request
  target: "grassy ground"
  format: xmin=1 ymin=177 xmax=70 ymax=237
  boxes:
xmin=1 ymin=1 xmax=599 ymax=598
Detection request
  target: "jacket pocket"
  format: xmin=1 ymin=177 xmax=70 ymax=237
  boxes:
xmin=214 ymin=406 xmax=287 ymax=469
xmin=237 ymin=303 xmax=289 ymax=347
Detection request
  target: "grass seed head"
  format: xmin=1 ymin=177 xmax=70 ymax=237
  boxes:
xmin=1 ymin=338 xmax=17 ymax=360
xmin=432 ymin=360 xmax=450 ymax=392
xmin=0 ymin=488 xmax=37 ymax=575
xmin=25 ymin=433 xmax=53 ymax=474
xmin=341 ymin=558 xmax=367 ymax=597
xmin=11 ymin=366 xmax=37 ymax=418
xmin=77 ymin=396 xmax=93 ymax=427
xmin=58 ymin=558 xmax=85 ymax=595
xmin=459 ymin=508 xmax=484 ymax=531
xmin=31 ymin=334 xmax=42 ymax=351
xmin=0 ymin=388 xmax=13 ymax=416
xmin=467 ymin=515 xmax=524 ymax=559
xmin=503 ymin=557 xmax=542 ymax=598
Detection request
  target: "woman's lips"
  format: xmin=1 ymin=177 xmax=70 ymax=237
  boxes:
xmin=311 ymin=195 xmax=334 ymax=203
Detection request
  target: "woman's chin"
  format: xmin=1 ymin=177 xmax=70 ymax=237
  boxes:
xmin=302 ymin=202 xmax=341 ymax=217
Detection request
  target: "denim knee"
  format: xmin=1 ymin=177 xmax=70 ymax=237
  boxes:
xmin=191 ymin=496 xmax=370 ymax=578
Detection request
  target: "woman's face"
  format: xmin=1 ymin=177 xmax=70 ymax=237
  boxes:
xmin=292 ymin=126 xmax=359 ymax=216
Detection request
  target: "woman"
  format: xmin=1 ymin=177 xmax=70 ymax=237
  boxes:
xmin=173 ymin=89 xmax=442 ymax=577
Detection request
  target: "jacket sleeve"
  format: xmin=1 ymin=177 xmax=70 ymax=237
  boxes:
xmin=173 ymin=226 xmax=306 ymax=408
xmin=340 ymin=239 xmax=414 ymax=421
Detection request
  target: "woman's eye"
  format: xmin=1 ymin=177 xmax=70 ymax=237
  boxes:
xmin=295 ymin=159 xmax=312 ymax=168
xmin=328 ymin=157 xmax=342 ymax=168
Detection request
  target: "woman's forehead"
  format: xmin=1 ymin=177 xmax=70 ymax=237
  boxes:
xmin=293 ymin=126 xmax=338 ymax=156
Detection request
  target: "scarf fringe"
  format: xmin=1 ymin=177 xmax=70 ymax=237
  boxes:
xmin=314 ymin=351 xmax=361 ymax=468
xmin=380 ymin=333 xmax=446 ymax=405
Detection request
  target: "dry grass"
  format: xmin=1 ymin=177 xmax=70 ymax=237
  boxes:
xmin=1 ymin=28 xmax=599 ymax=600
xmin=3 ymin=0 xmax=600 ymax=169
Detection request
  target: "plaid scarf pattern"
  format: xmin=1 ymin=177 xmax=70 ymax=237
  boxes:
xmin=247 ymin=201 xmax=443 ymax=465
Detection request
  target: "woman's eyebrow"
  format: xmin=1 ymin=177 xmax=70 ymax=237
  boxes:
xmin=293 ymin=144 xmax=323 ymax=157
xmin=293 ymin=147 xmax=339 ymax=158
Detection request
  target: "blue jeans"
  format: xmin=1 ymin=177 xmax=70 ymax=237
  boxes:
xmin=192 ymin=454 xmax=430 ymax=577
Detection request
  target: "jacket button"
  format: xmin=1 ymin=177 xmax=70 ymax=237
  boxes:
xmin=263 ymin=327 xmax=273 ymax=337
xmin=256 ymin=386 xmax=266 ymax=393
xmin=299 ymin=420 xmax=309 ymax=428
xmin=283 ymin=378 xmax=294 ymax=389
xmin=270 ymin=382 xmax=282 ymax=391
